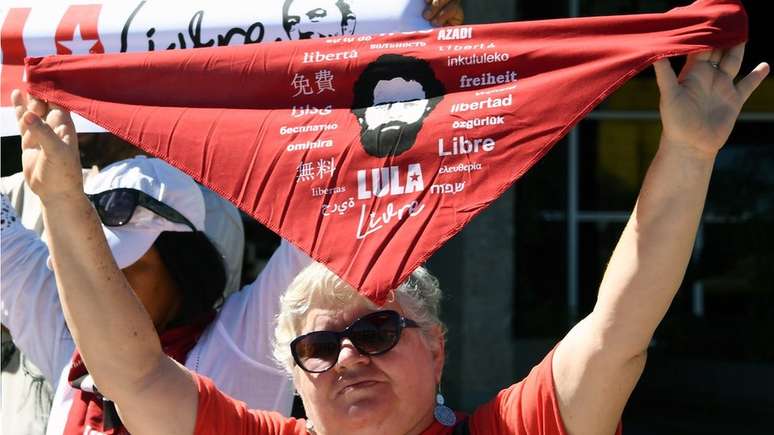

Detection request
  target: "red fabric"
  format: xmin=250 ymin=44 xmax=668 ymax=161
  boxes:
xmin=192 ymin=348 xmax=581 ymax=434
xmin=0 ymin=8 xmax=30 ymax=106
xmin=25 ymin=0 xmax=747 ymax=305
xmin=466 ymin=348 xmax=620 ymax=435
xmin=64 ymin=313 xmax=214 ymax=435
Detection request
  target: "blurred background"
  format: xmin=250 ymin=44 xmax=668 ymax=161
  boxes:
xmin=1 ymin=1 xmax=771 ymax=433
xmin=428 ymin=1 xmax=773 ymax=434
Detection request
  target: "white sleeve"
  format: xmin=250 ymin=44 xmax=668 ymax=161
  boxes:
xmin=0 ymin=195 xmax=75 ymax=387
xmin=215 ymin=239 xmax=312 ymax=365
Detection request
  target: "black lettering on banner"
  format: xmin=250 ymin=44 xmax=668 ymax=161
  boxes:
xmin=188 ymin=11 xmax=215 ymax=47
xmin=120 ymin=1 xmax=146 ymax=52
xmin=171 ymin=33 xmax=186 ymax=50
xmin=122 ymin=4 xmax=265 ymax=52
xmin=187 ymin=11 xmax=265 ymax=47
xmin=146 ymin=28 xmax=156 ymax=50
xmin=182 ymin=11 xmax=265 ymax=48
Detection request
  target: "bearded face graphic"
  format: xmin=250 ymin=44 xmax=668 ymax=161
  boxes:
xmin=352 ymin=54 xmax=445 ymax=158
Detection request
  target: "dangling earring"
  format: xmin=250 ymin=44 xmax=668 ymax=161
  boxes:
xmin=434 ymin=387 xmax=456 ymax=427
xmin=294 ymin=391 xmax=315 ymax=433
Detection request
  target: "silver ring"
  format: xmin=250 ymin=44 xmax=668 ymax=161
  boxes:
xmin=710 ymin=61 xmax=720 ymax=69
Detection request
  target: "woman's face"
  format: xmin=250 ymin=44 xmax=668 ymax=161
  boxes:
xmin=293 ymin=299 xmax=444 ymax=435
xmin=122 ymin=246 xmax=181 ymax=331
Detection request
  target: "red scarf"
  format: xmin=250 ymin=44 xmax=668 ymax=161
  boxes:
xmin=63 ymin=313 xmax=214 ymax=435
xmin=26 ymin=0 xmax=747 ymax=305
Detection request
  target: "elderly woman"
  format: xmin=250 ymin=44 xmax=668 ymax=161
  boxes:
xmin=11 ymin=42 xmax=767 ymax=434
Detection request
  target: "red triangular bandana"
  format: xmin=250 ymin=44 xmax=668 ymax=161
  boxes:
xmin=26 ymin=0 xmax=746 ymax=304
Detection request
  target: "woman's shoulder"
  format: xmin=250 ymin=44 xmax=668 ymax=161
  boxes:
xmin=192 ymin=373 xmax=307 ymax=435
xmin=468 ymin=348 xmax=568 ymax=435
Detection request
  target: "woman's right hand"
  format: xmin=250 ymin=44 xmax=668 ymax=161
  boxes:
xmin=12 ymin=89 xmax=83 ymax=204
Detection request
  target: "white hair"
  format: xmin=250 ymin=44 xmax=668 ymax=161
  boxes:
xmin=273 ymin=262 xmax=445 ymax=375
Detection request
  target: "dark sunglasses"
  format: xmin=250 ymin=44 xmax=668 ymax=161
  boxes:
xmin=290 ymin=310 xmax=419 ymax=373
xmin=87 ymin=188 xmax=197 ymax=232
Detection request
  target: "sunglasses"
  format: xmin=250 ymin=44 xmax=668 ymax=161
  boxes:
xmin=290 ymin=310 xmax=419 ymax=373
xmin=87 ymin=188 xmax=197 ymax=232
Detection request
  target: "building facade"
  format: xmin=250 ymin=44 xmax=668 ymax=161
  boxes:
xmin=430 ymin=1 xmax=773 ymax=433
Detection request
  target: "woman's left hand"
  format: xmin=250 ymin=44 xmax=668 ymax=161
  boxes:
xmin=654 ymin=43 xmax=769 ymax=158
xmin=12 ymin=90 xmax=83 ymax=204
xmin=424 ymin=0 xmax=464 ymax=27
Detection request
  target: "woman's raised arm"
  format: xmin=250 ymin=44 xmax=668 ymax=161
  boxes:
xmin=552 ymin=45 xmax=769 ymax=435
xmin=13 ymin=90 xmax=199 ymax=435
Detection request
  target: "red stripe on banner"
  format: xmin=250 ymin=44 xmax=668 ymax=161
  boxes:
xmin=55 ymin=4 xmax=104 ymax=55
xmin=1 ymin=8 xmax=31 ymax=107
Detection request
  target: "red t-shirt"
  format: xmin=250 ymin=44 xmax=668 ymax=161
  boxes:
xmin=193 ymin=349 xmax=589 ymax=434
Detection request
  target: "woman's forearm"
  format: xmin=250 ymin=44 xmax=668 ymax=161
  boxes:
xmin=593 ymin=137 xmax=716 ymax=357
xmin=42 ymin=192 xmax=164 ymax=398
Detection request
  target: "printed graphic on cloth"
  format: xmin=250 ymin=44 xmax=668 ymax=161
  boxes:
xmin=25 ymin=0 xmax=748 ymax=304
xmin=0 ymin=0 xmax=429 ymax=134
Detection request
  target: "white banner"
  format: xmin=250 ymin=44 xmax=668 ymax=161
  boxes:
xmin=0 ymin=0 xmax=430 ymax=135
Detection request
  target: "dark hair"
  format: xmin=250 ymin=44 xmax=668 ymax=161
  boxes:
xmin=154 ymin=231 xmax=226 ymax=326
xmin=282 ymin=0 xmax=355 ymax=39
xmin=351 ymin=54 xmax=445 ymax=112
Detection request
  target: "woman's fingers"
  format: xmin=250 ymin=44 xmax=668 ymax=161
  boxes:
xmin=423 ymin=0 xmax=441 ymax=19
xmin=424 ymin=0 xmax=463 ymax=26
xmin=11 ymin=89 xmax=28 ymax=121
xmin=27 ymin=95 xmax=48 ymax=119
xmin=21 ymin=111 xmax=63 ymax=154
xmin=21 ymin=127 xmax=37 ymax=151
xmin=46 ymin=103 xmax=77 ymax=146
xmin=653 ymin=59 xmax=678 ymax=100
xmin=12 ymin=90 xmax=68 ymax=146
xmin=54 ymin=124 xmax=70 ymax=142
xmin=12 ymin=90 xmax=30 ymax=138
xmin=736 ymin=62 xmax=770 ymax=103
xmin=719 ymin=43 xmax=745 ymax=78
xmin=708 ymin=48 xmax=723 ymax=66
xmin=677 ymin=52 xmax=702 ymax=82
xmin=692 ymin=49 xmax=712 ymax=63
xmin=12 ymin=89 xmax=78 ymax=160
xmin=431 ymin=0 xmax=463 ymax=26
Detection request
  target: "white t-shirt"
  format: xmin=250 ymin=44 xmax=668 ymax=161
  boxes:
xmin=1 ymin=195 xmax=309 ymax=434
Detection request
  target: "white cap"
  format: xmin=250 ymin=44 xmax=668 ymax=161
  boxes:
xmin=83 ymin=156 xmax=205 ymax=269
xmin=199 ymin=185 xmax=244 ymax=296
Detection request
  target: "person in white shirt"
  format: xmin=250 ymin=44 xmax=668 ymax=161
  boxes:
xmin=1 ymin=165 xmax=246 ymax=435
xmin=1 ymin=155 xmax=311 ymax=434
